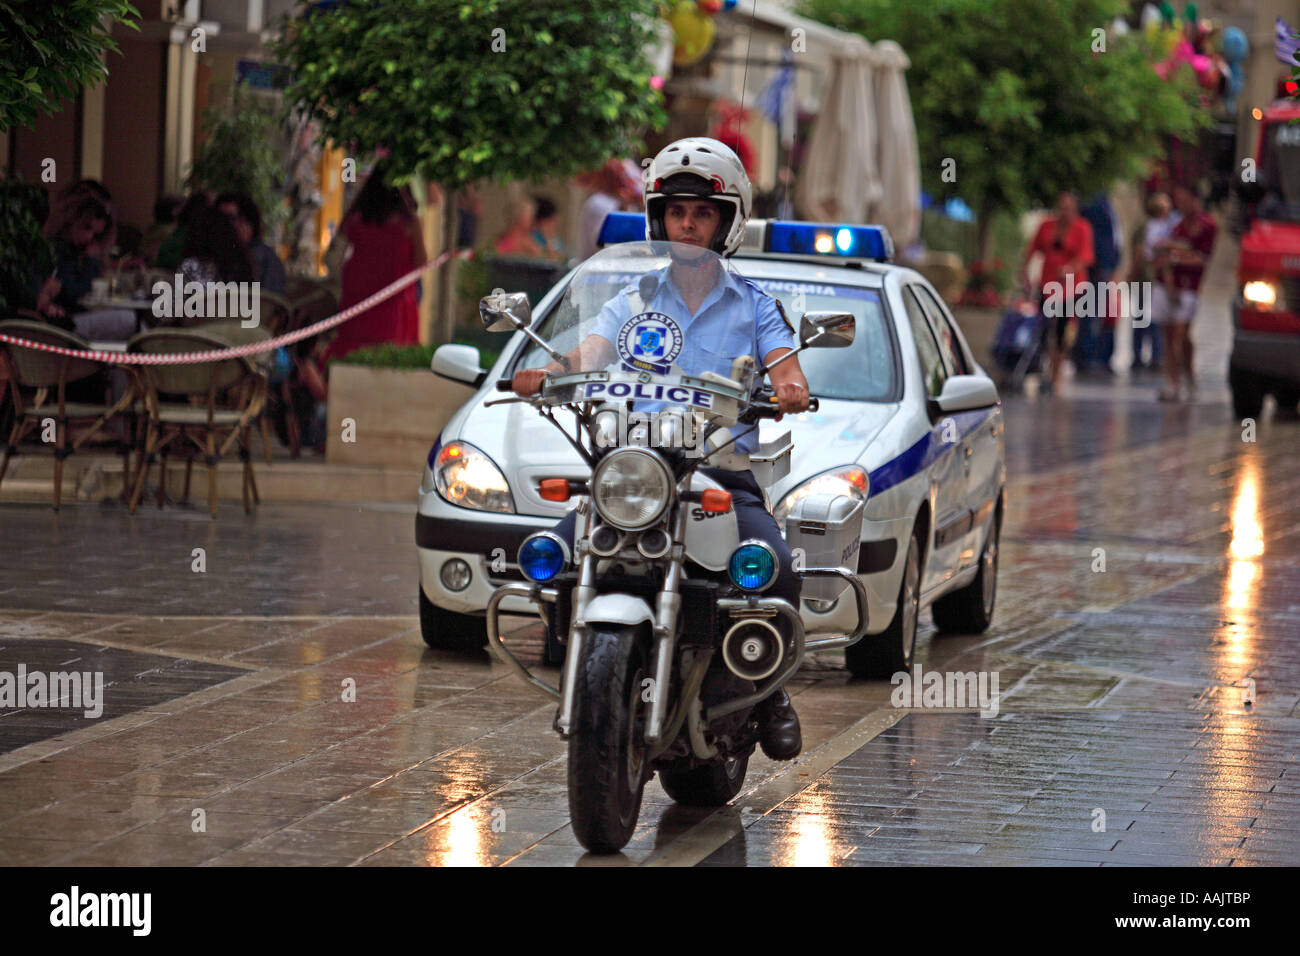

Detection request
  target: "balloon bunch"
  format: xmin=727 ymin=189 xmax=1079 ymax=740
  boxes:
xmin=664 ymin=0 xmax=736 ymax=67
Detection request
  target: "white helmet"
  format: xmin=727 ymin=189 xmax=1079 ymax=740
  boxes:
xmin=644 ymin=137 xmax=752 ymax=257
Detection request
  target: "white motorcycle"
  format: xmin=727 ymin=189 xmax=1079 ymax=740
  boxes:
xmin=480 ymin=241 xmax=870 ymax=853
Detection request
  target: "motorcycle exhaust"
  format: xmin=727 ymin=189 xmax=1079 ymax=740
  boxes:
xmin=721 ymin=618 xmax=784 ymax=681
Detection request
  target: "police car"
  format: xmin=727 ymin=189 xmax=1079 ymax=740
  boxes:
xmin=417 ymin=214 xmax=1005 ymax=678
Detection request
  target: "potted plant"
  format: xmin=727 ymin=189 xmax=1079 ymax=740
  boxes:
xmin=325 ymin=342 xmax=495 ymax=468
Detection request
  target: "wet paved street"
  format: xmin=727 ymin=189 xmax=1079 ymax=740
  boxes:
xmin=0 ymin=391 xmax=1297 ymax=866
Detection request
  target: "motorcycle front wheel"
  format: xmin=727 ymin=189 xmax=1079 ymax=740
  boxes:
xmin=568 ymin=624 xmax=651 ymax=853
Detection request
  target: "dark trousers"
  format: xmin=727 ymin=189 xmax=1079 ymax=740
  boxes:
xmin=548 ymin=467 xmax=802 ymax=634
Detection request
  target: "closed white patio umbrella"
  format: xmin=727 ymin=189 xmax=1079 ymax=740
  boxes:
xmin=868 ymin=40 xmax=921 ymax=249
xmin=794 ymin=34 xmax=881 ymax=224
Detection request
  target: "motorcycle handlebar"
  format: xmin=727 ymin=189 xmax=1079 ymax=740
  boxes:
xmin=495 ymin=378 xmax=514 ymax=392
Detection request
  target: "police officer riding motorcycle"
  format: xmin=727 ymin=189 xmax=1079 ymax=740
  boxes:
xmin=481 ymin=138 xmax=868 ymax=852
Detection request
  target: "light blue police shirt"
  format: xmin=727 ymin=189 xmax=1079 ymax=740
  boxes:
xmin=589 ymin=263 xmax=796 ymax=455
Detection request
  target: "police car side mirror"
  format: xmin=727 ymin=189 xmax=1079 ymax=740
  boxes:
xmin=930 ymin=374 xmax=998 ymax=416
xmin=431 ymin=344 xmax=486 ymax=387
xmin=799 ymin=311 xmax=855 ymax=349
xmin=479 ymin=289 xmax=532 ymax=332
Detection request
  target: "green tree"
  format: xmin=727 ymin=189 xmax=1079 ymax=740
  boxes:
xmin=186 ymin=88 xmax=287 ymax=238
xmin=799 ymin=0 xmax=1209 ymax=257
xmin=0 ymin=1 xmax=139 ymax=133
xmin=272 ymin=0 xmax=666 ymax=340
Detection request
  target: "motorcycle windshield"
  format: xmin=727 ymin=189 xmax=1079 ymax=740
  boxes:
xmin=518 ymin=241 xmax=772 ymax=393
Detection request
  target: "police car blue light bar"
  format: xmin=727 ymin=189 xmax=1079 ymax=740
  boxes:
xmin=765 ymin=221 xmax=894 ymax=262
xmin=598 ymin=212 xmax=892 ymax=262
xmin=597 ymin=212 xmax=648 ymax=246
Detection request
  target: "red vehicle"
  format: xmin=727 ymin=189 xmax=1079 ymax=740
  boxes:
xmin=1231 ymin=96 xmax=1300 ymax=418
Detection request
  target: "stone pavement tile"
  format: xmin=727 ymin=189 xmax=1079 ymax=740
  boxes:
xmin=236 ymin=770 xmax=388 ymax=802
xmin=504 ymin=841 xmax=641 ymax=867
xmin=57 ymin=809 xmax=304 ymax=866
xmin=0 ymin=834 xmax=90 ymax=865
xmin=0 ymin=804 xmax=156 ymax=845
xmin=358 ymin=807 xmax=573 ymax=866
xmin=0 ymin=613 xmax=121 ymax=643
xmin=207 ymin=826 xmax=398 ymax=866
xmin=1106 ymin=841 xmax=1239 ymax=865
xmin=0 ymin=777 xmax=97 ymax=822
xmin=91 ymin=765 xmax=253 ymax=798
xmin=1227 ymin=843 xmax=1300 ymax=864
xmin=286 ymin=799 xmax=449 ymax=835
xmin=196 ymin=790 xmax=331 ymax=819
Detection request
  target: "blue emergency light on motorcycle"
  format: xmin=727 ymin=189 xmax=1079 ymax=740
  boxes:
xmin=766 ymin=221 xmax=894 ymax=261
xmin=518 ymin=533 xmax=569 ymax=583
xmin=728 ymin=541 xmax=778 ymax=592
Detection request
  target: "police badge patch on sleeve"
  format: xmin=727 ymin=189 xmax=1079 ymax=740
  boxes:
xmin=617 ymin=311 xmax=684 ymax=374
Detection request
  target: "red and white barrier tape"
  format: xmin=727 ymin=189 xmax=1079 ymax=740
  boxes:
xmin=0 ymin=249 xmax=473 ymax=365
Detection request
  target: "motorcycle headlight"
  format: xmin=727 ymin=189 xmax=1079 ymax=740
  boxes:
xmin=433 ymin=441 xmax=515 ymax=514
xmin=591 ymin=448 xmax=672 ymax=530
xmin=773 ymin=465 xmax=869 ymax=526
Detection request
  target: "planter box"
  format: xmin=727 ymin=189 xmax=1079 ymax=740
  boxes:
xmin=326 ymin=364 xmax=475 ymax=469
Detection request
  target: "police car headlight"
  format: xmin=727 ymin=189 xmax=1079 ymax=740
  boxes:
xmin=434 ymin=441 xmax=515 ymax=514
xmin=773 ymin=466 xmax=868 ymax=526
xmin=591 ymin=448 xmax=672 ymax=530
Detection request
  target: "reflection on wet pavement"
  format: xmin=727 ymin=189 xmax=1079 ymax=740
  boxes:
xmin=0 ymin=396 xmax=1296 ymax=866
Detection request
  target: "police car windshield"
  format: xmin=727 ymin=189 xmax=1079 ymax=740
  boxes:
xmin=518 ymin=241 xmax=760 ymax=377
xmin=741 ymin=279 xmax=895 ymax=402
xmin=520 ymin=245 xmax=896 ymax=403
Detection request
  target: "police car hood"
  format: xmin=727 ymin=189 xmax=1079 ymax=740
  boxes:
xmin=460 ymin=393 xmax=898 ymax=519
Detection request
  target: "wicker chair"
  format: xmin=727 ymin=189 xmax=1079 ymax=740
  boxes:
xmin=126 ymin=328 xmax=267 ymax=517
xmin=0 ymin=320 xmax=140 ymax=510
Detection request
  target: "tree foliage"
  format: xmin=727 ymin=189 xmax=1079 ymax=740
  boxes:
xmin=799 ymin=0 xmax=1209 ymax=222
xmin=0 ymin=0 xmax=139 ymax=133
xmin=185 ymin=88 xmax=287 ymax=237
xmin=271 ymin=0 xmax=667 ymax=187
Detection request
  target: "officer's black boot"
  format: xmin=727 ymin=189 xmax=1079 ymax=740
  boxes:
xmin=756 ymin=688 xmax=802 ymax=760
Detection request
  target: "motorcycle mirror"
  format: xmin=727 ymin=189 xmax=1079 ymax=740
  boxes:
xmin=799 ymin=311 xmax=856 ymax=348
xmin=479 ymin=289 xmax=532 ymax=332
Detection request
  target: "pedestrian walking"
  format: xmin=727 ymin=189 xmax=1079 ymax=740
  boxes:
xmin=1020 ymin=191 xmax=1095 ymax=394
xmin=1079 ymin=193 xmax=1122 ymax=375
xmin=1130 ymin=192 xmax=1178 ymax=373
xmin=1155 ymin=185 xmax=1216 ymax=401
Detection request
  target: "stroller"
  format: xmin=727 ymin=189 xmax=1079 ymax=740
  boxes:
xmin=990 ymin=294 xmax=1047 ymax=393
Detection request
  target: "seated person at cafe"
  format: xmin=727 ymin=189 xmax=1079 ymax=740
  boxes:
xmin=216 ymin=191 xmax=287 ymax=296
xmin=177 ymin=203 xmax=255 ymax=294
xmin=30 ymin=195 xmax=136 ymax=343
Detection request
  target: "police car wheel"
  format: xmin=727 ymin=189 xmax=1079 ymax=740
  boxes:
xmin=932 ymin=505 xmax=1000 ymax=635
xmin=845 ymin=529 xmax=920 ymax=679
xmin=418 ymin=586 xmax=488 ymax=651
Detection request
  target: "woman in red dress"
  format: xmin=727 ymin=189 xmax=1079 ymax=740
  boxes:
xmin=323 ymin=167 xmax=427 ymax=363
